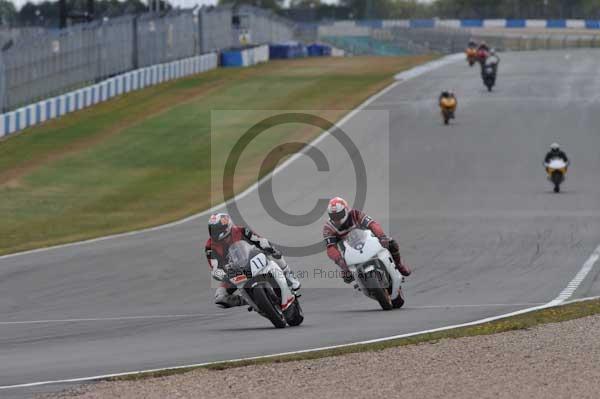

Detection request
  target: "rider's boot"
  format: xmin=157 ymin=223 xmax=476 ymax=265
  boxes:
xmin=273 ymin=257 xmax=301 ymax=291
xmin=215 ymin=286 xmax=245 ymax=308
xmin=282 ymin=265 xmax=301 ymax=291
xmin=389 ymin=239 xmax=412 ymax=277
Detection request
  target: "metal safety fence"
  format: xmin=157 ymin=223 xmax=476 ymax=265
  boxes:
xmin=0 ymin=6 xmax=295 ymax=112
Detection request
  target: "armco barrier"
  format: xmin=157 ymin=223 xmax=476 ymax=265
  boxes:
xmin=0 ymin=53 xmax=217 ymax=139
xmin=547 ymin=19 xmax=567 ymax=28
xmin=461 ymin=19 xmax=484 ymax=28
xmin=321 ymin=19 xmax=600 ymax=33
xmin=220 ymin=45 xmax=269 ymax=67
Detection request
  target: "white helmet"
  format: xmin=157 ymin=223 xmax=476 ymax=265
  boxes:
xmin=490 ymin=48 xmax=496 ymax=55
xmin=208 ymin=213 xmax=232 ymax=241
xmin=327 ymin=197 xmax=350 ymax=226
xmin=550 ymin=142 xmax=560 ymax=150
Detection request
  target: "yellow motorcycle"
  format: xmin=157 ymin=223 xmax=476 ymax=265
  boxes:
xmin=545 ymin=158 xmax=568 ymax=193
xmin=465 ymin=47 xmax=478 ymax=67
xmin=439 ymin=96 xmax=457 ymax=125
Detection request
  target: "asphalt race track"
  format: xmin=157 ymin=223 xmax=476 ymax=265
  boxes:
xmin=2 ymin=50 xmax=600 ymax=397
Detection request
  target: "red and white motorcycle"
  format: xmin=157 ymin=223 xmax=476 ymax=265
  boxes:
xmin=343 ymin=229 xmax=405 ymax=310
xmin=224 ymin=241 xmax=304 ymax=328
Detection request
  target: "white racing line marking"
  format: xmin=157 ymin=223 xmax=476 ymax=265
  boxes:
xmin=0 ymin=313 xmax=227 ymax=326
xmin=547 ymin=244 xmax=600 ymax=306
xmin=0 ymin=53 xmax=463 ymax=262
xmin=1 ymin=54 xmax=599 ymax=391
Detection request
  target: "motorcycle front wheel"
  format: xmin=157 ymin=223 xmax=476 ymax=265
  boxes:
xmin=361 ymin=271 xmax=393 ymax=311
xmin=251 ymin=284 xmax=287 ymax=328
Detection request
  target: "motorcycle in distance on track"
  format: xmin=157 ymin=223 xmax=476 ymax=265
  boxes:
xmin=465 ymin=47 xmax=478 ymax=67
xmin=342 ymin=229 xmax=405 ymax=310
xmin=224 ymin=241 xmax=303 ymax=328
xmin=482 ymin=63 xmax=496 ymax=91
xmin=545 ymin=158 xmax=568 ymax=193
xmin=439 ymin=96 xmax=457 ymax=125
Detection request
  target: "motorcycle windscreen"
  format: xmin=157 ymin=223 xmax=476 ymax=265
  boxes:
xmin=227 ymin=241 xmax=264 ymax=276
xmin=345 ymin=228 xmax=370 ymax=250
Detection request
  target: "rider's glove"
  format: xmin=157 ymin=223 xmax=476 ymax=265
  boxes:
xmin=342 ymin=270 xmax=355 ymax=284
xmin=378 ymin=235 xmax=390 ymax=249
xmin=211 ymin=268 xmax=227 ymax=282
xmin=269 ymin=248 xmax=283 ymax=259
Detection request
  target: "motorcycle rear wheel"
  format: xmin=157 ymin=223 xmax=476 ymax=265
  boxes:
xmin=283 ymin=300 xmax=304 ymax=326
xmin=392 ymin=288 xmax=405 ymax=309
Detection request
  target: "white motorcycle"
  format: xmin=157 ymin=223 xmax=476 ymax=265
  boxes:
xmin=545 ymin=158 xmax=568 ymax=193
xmin=223 ymin=241 xmax=303 ymax=328
xmin=343 ymin=229 xmax=405 ymax=310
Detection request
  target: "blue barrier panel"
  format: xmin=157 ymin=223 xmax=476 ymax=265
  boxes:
xmin=221 ymin=50 xmax=244 ymax=67
xmin=585 ymin=20 xmax=600 ymax=29
xmin=506 ymin=19 xmax=526 ymax=28
xmin=461 ymin=19 xmax=483 ymax=28
xmin=410 ymin=19 xmax=435 ymax=28
xmin=307 ymin=43 xmax=332 ymax=57
xmin=269 ymin=43 xmax=306 ymax=59
xmin=547 ymin=19 xmax=566 ymax=28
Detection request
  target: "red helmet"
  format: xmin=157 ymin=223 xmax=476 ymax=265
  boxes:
xmin=208 ymin=213 xmax=232 ymax=241
xmin=327 ymin=197 xmax=349 ymax=226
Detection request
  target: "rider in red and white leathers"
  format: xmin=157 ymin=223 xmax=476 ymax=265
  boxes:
xmin=205 ymin=213 xmax=301 ymax=308
xmin=323 ymin=197 xmax=412 ymax=283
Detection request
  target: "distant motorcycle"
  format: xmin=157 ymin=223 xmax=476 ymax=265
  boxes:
xmin=482 ymin=64 xmax=496 ymax=91
xmin=343 ymin=229 xmax=405 ymax=310
xmin=439 ymin=96 xmax=457 ymax=125
xmin=465 ymin=47 xmax=478 ymax=67
xmin=545 ymin=158 xmax=568 ymax=193
xmin=224 ymin=241 xmax=303 ymax=328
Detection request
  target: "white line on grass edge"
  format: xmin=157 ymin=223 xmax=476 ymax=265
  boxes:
xmin=2 ymin=53 xmax=599 ymax=390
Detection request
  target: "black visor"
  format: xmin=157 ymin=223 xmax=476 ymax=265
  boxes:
xmin=329 ymin=209 xmax=347 ymax=223
xmin=209 ymin=223 xmax=227 ymax=240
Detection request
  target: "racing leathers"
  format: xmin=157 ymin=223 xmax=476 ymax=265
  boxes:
xmin=544 ymin=149 xmax=569 ymax=165
xmin=205 ymin=226 xmax=300 ymax=308
xmin=323 ymin=209 xmax=412 ymax=282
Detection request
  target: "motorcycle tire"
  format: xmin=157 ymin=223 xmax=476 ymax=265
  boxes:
xmin=251 ymin=284 xmax=287 ymax=328
xmin=283 ymin=299 xmax=304 ymax=326
xmin=444 ymin=117 xmax=449 ymax=125
xmin=554 ymin=185 xmax=560 ymax=193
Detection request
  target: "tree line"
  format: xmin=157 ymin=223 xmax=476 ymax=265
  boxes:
xmin=5 ymin=0 xmax=600 ymax=28
xmin=0 ymin=0 xmax=147 ymax=27
xmin=284 ymin=0 xmax=600 ymax=20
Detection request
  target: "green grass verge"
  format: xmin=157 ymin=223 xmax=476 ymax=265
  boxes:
xmin=0 ymin=55 xmax=436 ymax=255
xmin=110 ymin=298 xmax=600 ymax=381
